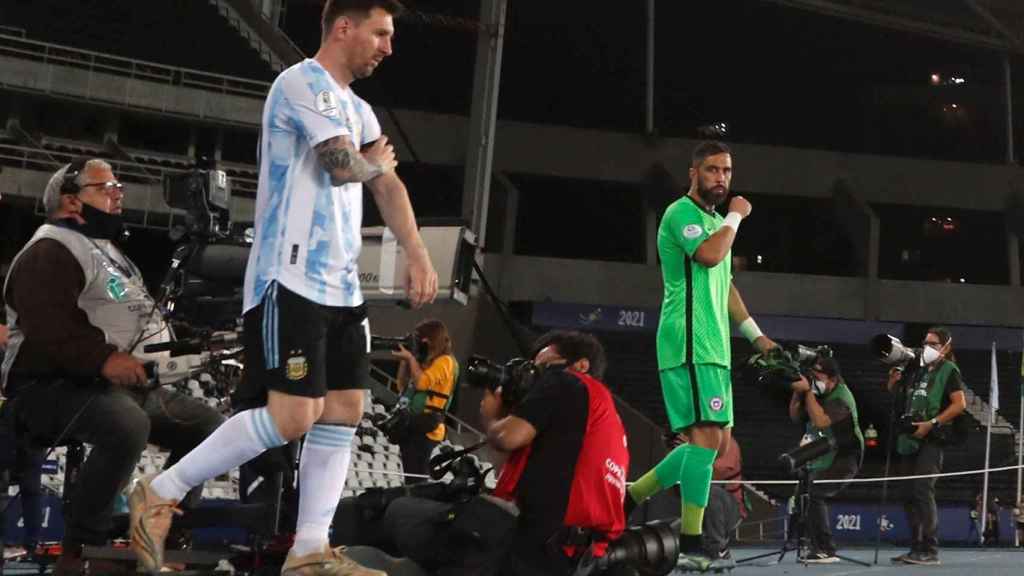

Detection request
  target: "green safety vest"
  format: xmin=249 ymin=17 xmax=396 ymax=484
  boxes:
xmin=405 ymin=360 xmax=459 ymax=413
xmin=806 ymin=380 xmax=864 ymax=471
xmin=896 ymin=360 xmax=959 ymax=455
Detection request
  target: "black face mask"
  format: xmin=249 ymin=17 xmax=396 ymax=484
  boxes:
xmin=75 ymin=202 xmax=125 ymax=241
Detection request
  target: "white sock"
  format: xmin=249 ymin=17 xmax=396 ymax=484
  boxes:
xmin=150 ymin=407 xmax=287 ymax=501
xmin=291 ymin=424 xmax=354 ymax=556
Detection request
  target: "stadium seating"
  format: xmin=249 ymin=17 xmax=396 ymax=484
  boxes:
xmin=0 ymin=0 xmax=274 ymax=82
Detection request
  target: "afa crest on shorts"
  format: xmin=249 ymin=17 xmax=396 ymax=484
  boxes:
xmin=286 ymin=351 xmax=309 ymax=381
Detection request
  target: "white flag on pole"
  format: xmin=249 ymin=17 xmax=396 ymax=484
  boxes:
xmin=990 ymin=342 xmax=999 ymax=412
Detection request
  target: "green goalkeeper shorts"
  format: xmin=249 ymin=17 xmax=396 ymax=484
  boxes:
xmin=661 ymin=363 xmax=733 ymax=431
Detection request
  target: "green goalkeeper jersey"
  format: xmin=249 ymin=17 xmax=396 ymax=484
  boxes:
xmin=656 ymin=195 xmax=732 ymax=369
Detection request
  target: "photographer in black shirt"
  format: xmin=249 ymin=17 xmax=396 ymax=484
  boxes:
xmin=885 ymin=327 xmax=966 ymax=566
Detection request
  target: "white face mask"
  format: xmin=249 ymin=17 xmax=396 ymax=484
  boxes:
xmin=813 ymin=379 xmax=828 ymax=396
xmin=922 ymin=345 xmax=942 ymax=365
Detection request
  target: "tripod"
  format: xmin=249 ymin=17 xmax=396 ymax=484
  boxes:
xmin=737 ymin=469 xmax=869 ymax=567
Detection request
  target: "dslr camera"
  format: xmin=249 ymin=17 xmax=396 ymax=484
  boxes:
xmin=371 ymin=333 xmax=428 ymax=364
xmin=871 ymin=334 xmax=920 ymax=367
xmin=464 ymin=355 xmax=542 ymax=409
xmin=743 ymin=344 xmax=833 ymax=394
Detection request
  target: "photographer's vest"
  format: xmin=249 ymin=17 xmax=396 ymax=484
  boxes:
xmin=897 ymin=360 xmax=959 ymax=455
xmin=402 ymin=355 xmax=459 ymax=441
xmin=1 ymin=224 xmax=170 ymax=387
xmin=805 ymin=381 xmax=863 ymax=471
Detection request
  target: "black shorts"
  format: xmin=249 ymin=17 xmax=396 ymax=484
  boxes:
xmin=244 ymin=282 xmax=369 ymax=398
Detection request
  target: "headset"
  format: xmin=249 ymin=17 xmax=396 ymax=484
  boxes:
xmin=59 ymin=157 xmax=91 ymax=196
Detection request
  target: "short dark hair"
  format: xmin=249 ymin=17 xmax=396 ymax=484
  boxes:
xmin=530 ymin=330 xmax=608 ymax=381
xmin=815 ymin=355 xmax=841 ymax=379
xmin=322 ymin=0 xmax=405 ymax=39
xmin=691 ymin=140 xmax=731 ymax=168
xmin=926 ymin=325 xmax=956 ymax=363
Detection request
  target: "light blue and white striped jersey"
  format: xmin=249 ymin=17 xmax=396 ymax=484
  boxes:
xmin=244 ymin=58 xmax=382 ymax=312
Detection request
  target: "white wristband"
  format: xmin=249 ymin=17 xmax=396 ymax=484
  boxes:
xmin=738 ymin=317 xmax=763 ymax=343
xmin=722 ymin=212 xmax=742 ymax=232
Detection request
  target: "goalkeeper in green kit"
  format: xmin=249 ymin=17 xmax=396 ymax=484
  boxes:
xmin=626 ymin=141 xmax=775 ymax=573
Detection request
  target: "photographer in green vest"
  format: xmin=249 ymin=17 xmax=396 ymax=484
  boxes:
xmin=788 ymin=354 xmax=863 ymax=563
xmin=885 ymin=326 xmax=966 ymax=566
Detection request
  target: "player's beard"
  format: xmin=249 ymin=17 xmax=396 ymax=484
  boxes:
xmin=697 ymin=181 xmax=729 ymax=208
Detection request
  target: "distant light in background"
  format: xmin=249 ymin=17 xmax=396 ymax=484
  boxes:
xmin=930 ymin=73 xmax=967 ymax=86
xmin=697 ymin=122 xmax=729 ymax=137
xmin=924 ymin=215 xmax=959 ymax=237
xmin=959 ymin=278 xmax=966 ymax=283
xmin=756 ymin=254 xmax=763 ymax=265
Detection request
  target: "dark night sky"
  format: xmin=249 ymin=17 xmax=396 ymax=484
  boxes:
xmin=0 ymin=1 xmax=1018 ymax=284
xmin=284 ymin=0 xmax=1017 ymax=164
xmin=276 ymin=1 xmax=1020 ymax=283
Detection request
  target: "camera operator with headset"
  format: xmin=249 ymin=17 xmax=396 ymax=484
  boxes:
xmin=884 ymin=326 xmax=966 ymax=566
xmin=392 ymin=319 xmax=459 ymax=483
xmin=0 ymin=159 xmax=226 ymax=575
xmin=787 ymin=354 xmax=863 ymax=564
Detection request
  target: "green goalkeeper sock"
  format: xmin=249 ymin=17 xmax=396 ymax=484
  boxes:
xmin=627 ymin=442 xmax=692 ymax=503
xmin=677 ymin=444 xmax=717 ymax=535
xmin=627 ymin=469 xmax=662 ymax=506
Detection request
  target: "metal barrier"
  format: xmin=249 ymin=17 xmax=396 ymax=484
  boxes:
xmin=0 ymin=32 xmax=271 ymax=99
xmin=0 ymin=142 xmax=257 ymax=194
xmin=736 ymin=515 xmax=788 ymax=543
xmin=0 ymin=25 xmax=26 ymax=38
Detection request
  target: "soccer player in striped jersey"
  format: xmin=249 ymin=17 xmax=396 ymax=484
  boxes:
xmin=130 ymin=3 xmax=436 ymax=575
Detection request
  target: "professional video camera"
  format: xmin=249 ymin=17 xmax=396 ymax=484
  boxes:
xmin=743 ymin=344 xmax=834 ymax=394
xmin=464 ymin=355 xmax=541 ymax=409
xmin=159 ymin=164 xmax=251 ymax=330
xmin=141 ymin=328 xmax=245 ymax=403
xmin=163 ymin=163 xmax=231 ymax=240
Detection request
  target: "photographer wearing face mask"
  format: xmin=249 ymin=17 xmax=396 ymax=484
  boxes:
xmin=884 ymin=326 xmax=966 ymax=566
xmin=788 ymin=355 xmax=863 ymax=563
xmin=391 ymin=319 xmax=459 ymax=483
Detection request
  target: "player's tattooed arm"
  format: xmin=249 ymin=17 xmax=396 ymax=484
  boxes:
xmin=315 ymin=135 xmax=387 ymax=185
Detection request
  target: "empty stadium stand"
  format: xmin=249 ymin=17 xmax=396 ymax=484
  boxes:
xmin=0 ymin=0 xmax=275 ymax=82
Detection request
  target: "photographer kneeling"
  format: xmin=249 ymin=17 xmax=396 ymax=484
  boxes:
xmin=482 ymin=331 xmax=629 ymax=575
xmin=341 ymin=331 xmax=629 ymax=576
xmin=788 ymin=354 xmax=863 ymax=564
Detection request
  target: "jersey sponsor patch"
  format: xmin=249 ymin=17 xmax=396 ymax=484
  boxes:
xmin=682 ymin=224 xmax=703 ymax=239
xmin=315 ymin=90 xmax=339 ymax=118
xmin=709 ymin=396 xmax=724 ymax=412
